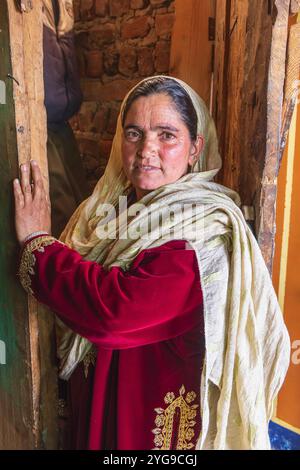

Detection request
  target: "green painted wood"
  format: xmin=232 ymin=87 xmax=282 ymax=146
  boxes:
xmin=0 ymin=0 xmax=35 ymax=449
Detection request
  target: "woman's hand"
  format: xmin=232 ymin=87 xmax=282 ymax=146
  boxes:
xmin=13 ymin=160 xmax=51 ymax=246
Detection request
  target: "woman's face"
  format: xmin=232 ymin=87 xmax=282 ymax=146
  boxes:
xmin=121 ymin=93 xmax=203 ymax=201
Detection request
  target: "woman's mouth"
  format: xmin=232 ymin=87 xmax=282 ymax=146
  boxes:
xmin=135 ymin=164 xmax=160 ymax=172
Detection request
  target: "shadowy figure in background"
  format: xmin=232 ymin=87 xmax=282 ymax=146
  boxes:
xmin=17 ymin=0 xmax=89 ymax=237
xmin=42 ymin=0 xmax=89 ymax=237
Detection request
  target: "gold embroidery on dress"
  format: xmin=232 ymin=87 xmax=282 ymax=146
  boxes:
xmin=82 ymin=346 xmax=97 ymax=378
xmin=152 ymin=385 xmax=199 ymax=450
xmin=18 ymin=236 xmax=57 ymax=295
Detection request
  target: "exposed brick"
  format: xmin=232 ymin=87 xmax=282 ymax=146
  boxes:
xmin=95 ymin=0 xmax=108 ymax=16
xmin=121 ymin=16 xmax=150 ymax=39
xmin=150 ymin=0 xmax=169 ymax=7
xmin=103 ymin=47 xmax=120 ymax=75
xmin=109 ymin=0 xmax=130 ymax=17
xmin=75 ymin=31 xmax=89 ymax=49
xmin=80 ymin=0 xmax=94 ymax=20
xmin=81 ymin=78 xmax=139 ymax=101
xmin=78 ymin=102 xmax=97 ymax=132
xmin=168 ymin=2 xmax=175 ymax=12
xmin=119 ymin=46 xmax=137 ymax=76
xmin=78 ymin=137 xmax=100 ymax=158
xmin=69 ymin=114 xmax=79 ymax=131
xmin=85 ymin=50 xmax=103 ymax=78
xmin=155 ymin=13 xmax=174 ymax=37
xmin=138 ymin=48 xmax=154 ymax=76
xmin=106 ymin=107 xmax=120 ymax=134
xmin=130 ymin=0 xmax=146 ymax=8
xmin=88 ymin=24 xmax=115 ymax=48
xmin=134 ymin=4 xmax=153 ymax=16
xmin=84 ymin=154 xmax=100 ymax=172
xmin=73 ymin=0 xmax=81 ymax=21
xmin=93 ymin=108 xmax=109 ymax=133
xmin=76 ymin=49 xmax=86 ymax=77
xmin=154 ymin=41 xmax=170 ymax=72
xmin=154 ymin=7 xmax=168 ymax=14
xmin=140 ymin=28 xmax=157 ymax=46
xmin=99 ymin=139 xmax=113 ymax=159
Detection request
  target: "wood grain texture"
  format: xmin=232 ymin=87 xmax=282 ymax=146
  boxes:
xmin=170 ymin=0 xmax=216 ymax=107
xmin=0 ymin=0 xmax=35 ymax=449
xmin=213 ymin=0 xmax=273 ymax=206
xmin=257 ymin=0 xmax=291 ymax=271
xmin=0 ymin=0 xmax=58 ymax=449
xmin=212 ymin=0 xmax=291 ymax=272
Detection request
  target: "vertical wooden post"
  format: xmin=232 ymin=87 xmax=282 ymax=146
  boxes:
xmin=257 ymin=0 xmax=292 ymax=271
xmin=170 ymin=0 xmax=216 ymax=107
xmin=213 ymin=0 xmax=274 ymax=201
xmin=0 ymin=0 xmax=58 ymax=449
xmin=213 ymin=0 xmax=291 ymax=272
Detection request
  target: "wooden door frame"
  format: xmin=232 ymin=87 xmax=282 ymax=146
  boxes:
xmin=0 ymin=0 xmax=58 ymax=449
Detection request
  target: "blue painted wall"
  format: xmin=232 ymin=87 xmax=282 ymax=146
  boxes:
xmin=269 ymin=421 xmax=300 ymax=450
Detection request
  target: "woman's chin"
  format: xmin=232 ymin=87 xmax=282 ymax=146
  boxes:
xmin=132 ymin=174 xmax=164 ymax=191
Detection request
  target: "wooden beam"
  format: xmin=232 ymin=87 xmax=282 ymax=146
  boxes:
xmin=7 ymin=0 xmax=49 ymax=186
xmin=213 ymin=0 xmax=274 ymax=207
xmin=213 ymin=0 xmax=291 ymax=272
xmin=212 ymin=0 xmax=228 ymax=160
xmin=170 ymin=0 xmax=216 ymax=107
xmin=257 ymin=0 xmax=291 ymax=271
xmin=0 ymin=0 xmax=58 ymax=449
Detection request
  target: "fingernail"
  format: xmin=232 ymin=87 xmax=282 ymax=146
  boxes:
xmin=31 ymin=160 xmax=37 ymax=165
xmin=14 ymin=178 xmax=19 ymax=184
xmin=21 ymin=163 xmax=27 ymax=171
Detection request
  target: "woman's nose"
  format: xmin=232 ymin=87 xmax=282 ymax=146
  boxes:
xmin=137 ymin=136 xmax=158 ymax=159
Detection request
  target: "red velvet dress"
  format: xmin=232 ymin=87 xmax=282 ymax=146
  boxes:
xmin=19 ymin=236 xmax=205 ymax=450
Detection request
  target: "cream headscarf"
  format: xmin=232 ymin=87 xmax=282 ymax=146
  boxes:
xmin=57 ymin=76 xmax=290 ymax=450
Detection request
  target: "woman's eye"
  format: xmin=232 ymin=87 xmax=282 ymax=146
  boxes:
xmin=161 ymin=132 xmax=176 ymax=141
xmin=125 ymin=130 xmax=141 ymax=142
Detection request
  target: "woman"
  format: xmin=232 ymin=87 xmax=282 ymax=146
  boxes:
xmin=14 ymin=76 xmax=290 ymax=450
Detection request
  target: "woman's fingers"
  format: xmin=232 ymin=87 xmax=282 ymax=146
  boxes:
xmin=16 ymin=160 xmax=49 ymax=207
xmin=20 ymin=162 xmax=32 ymax=204
xmin=30 ymin=160 xmax=44 ymax=199
xmin=13 ymin=178 xmax=25 ymax=209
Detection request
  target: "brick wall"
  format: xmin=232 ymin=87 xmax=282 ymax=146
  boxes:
xmin=71 ymin=0 xmax=175 ymax=191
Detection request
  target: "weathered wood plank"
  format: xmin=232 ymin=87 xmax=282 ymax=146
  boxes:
xmin=0 ymin=0 xmax=58 ymax=449
xmin=0 ymin=0 xmax=35 ymax=449
xmin=213 ymin=0 xmax=273 ymax=210
xmin=213 ymin=0 xmax=291 ymax=272
xmin=212 ymin=0 xmax=228 ymax=161
xmin=170 ymin=0 xmax=216 ymax=107
xmin=257 ymin=0 xmax=291 ymax=271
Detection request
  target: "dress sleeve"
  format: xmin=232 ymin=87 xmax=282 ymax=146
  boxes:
xmin=18 ymin=235 xmax=203 ymax=349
